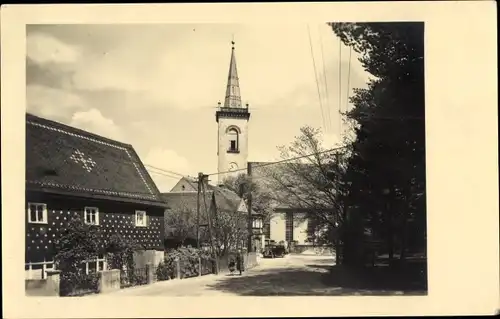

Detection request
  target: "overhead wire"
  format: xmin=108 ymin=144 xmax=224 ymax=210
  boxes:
xmin=346 ymin=46 xmax=352 ymax=114
xmin=143 ymin=164 xmax=186 ymax=178
xmin=318 ymin=24 xmax=332 ymax=133
xmin=338 ymin=36 xmax=342 ymax=138
xmin=345 ymin=45 xmax=353 ymax=135
xmin=307 ymin=24 xmax=327 ymax=133
xmin=207 ymin=145 xmax=347 ymax=177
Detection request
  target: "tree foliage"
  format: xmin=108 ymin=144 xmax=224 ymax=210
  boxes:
xmin=222 ymin=173 xmax=274 ymax=222
xmin=53 ymin=217 xmax=101 ymax=295
xmin=164 ymin=199 xmax=198 ymax=247
xmin=247 ymin=126 xmax=347 ymax=244
xmin=329 ymin=22 xmax=426 ymax=265
xmin=212 ymin=208 xmax=248 ymax=256
xmin=163 ymin=188 xmax=250 ymax=256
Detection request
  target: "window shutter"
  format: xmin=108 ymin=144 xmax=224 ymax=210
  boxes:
xmin=146 ymin=215 xmax=150 ymax=227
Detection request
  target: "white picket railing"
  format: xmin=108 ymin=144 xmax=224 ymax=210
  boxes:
xmin=25 ymin=256 xmax=107 ymax=279
xmin=25 ymin=259 xmax=56 ymax=280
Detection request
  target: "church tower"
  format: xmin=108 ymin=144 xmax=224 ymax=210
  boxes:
xmin=216 ymin=41 xmax=250 ymax=185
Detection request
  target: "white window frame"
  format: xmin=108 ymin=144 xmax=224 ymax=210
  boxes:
xmin=135 ymin=210 xmax=147 ymax=227
xmin=84 ymin=207 xmax=99 ymax=225
xmin=27 ymin=202 xmax=48 ymax=224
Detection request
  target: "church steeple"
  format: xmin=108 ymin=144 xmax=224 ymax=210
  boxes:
xmin=224 ymin=41 xmax=242 ymax=108
xmin=215 ymin=39 xmax=250 ymax=185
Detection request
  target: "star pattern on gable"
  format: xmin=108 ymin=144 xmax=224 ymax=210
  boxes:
xmin=70 ymin=149 xmax=97 ymax=173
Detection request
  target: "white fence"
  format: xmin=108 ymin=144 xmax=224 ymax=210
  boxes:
xmin=25 ymin=260 xmax=56 ymax=280
xmin=25 ymin=256 xmax=107 ymax=280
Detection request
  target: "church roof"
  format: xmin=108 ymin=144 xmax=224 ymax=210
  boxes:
xmin=25 ymin=113 xmax=166 ymax=207
xmin=224 ymin=41 xmax=242 ymax=108
xmin=215 ymin=41 xmax=250 ymax=123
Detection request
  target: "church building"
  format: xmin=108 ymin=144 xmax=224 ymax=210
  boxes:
xmin=214 ymin=41 xmax=319 ymax=252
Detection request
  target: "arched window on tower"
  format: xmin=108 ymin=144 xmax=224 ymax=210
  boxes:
xmin=227 ymin=128 xmax=239 ymax=153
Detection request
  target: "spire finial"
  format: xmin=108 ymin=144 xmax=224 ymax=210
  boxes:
xmin=231 ymin=34 xmax=235 ymax=49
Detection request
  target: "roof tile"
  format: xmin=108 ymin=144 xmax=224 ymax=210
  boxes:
xmin=26 ymin=113 xmax=163 ymax=205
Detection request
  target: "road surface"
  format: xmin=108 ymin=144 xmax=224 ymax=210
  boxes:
xmin=97 ymin=254 xmax=416 ymax=296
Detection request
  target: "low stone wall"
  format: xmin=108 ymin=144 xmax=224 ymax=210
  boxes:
xmin=97 ymin=269 xmax=121 ymax=294
xmin=25 ymin=270 xmax=60 ymax=296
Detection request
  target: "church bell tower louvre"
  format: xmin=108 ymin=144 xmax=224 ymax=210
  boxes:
xmin=215 ymin=40 xmax=251 ymax=185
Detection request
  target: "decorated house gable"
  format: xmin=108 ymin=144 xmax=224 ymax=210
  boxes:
xmin=25 ymin=113 xmax=167 ymax=263
xmin=26 ymin=113 xmax=165 ymax=206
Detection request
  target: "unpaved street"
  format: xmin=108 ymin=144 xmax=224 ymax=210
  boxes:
xmin=99 ymin=254 xmax=371 ymax=296
xmin=94 ymin=254 xmax=424 ymax=296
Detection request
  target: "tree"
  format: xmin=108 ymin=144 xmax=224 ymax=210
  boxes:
xmin=222 ymin=172 xmax=275 ymax=224
xmin=244 ymin=125 xmax=348 ymax=263
xmin=329 ymin=22 xmax=426 ymax=266
xmin=211 ymin=209 xmax=248 ymax=256
xmin=164 ymin=199 xmax=198 ymax=248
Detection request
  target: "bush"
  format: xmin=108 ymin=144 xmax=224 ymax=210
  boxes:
xmin=158 ymin=247 xmax=214 ymax=280
xmin=60 ymin=270 xmax=99 ymax=296
xmin=105 ymin=234 xmax=146 ymax=287
xmin=54 ymin=218 xmax=101 ymax=296
xmin=156 ymin=259 xmax=175 ymax=280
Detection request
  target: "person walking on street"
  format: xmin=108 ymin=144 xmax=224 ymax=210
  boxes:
xmin=236 ymin=249 xmax=244 ymax=276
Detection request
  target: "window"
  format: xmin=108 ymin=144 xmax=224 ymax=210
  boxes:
xmin=135 ymin=210 xmax=147 ymax=227
xmin=27 ymin=203 xmax=47 ymax=224
xmin=307 ymin=212 xmax=319 ymax=243
xmin=263 ymin=221 xmax=271 ymax=239
xmin=227 ymin=128 xmax=239 ymax=152
xmin=285 ymin=212 xmax=294 ymax=243
xmin=84 ymin=207 xmax=99 ymax=225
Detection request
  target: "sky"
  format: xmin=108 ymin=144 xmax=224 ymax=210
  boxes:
xmin=26 ymin=23 xmax=369 ymax=192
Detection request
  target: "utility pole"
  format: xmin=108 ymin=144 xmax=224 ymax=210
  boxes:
xmin=196 ymin=172 xmax=202 ymax=249
xmin=247 ymin=162 xmax=253 ymax=253
xmin=200 ymin=173 xmax=219 ymax=273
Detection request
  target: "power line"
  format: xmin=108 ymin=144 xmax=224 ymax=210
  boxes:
xmin=318 ymin=24 xmax=332 ymax=133
xmin=338 ymin=37 xmax=342 ymax=138
xmin=207 ymin=145 xmax=347 ymax=177
xmin=146 ymin=167 xmax=186 ymax=180
xmin=144 ymin=164 xmax=186 ymax=178
xmin=307 ymin=24 xmax=327 ymax=133
xmin=346 ymin=46 xmax=352 ymax=114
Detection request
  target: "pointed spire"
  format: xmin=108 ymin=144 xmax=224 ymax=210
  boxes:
xmin=224 ymin=40 xmax=242 ymax=108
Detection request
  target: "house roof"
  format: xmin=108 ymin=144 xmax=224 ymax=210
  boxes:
xmin=162 ymin=177 xmax=249 ymax=214
xmin=26 ymin=113 xmax=166 ymax=207
xmin=160 ymin=192 xmax=200 ymax=213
